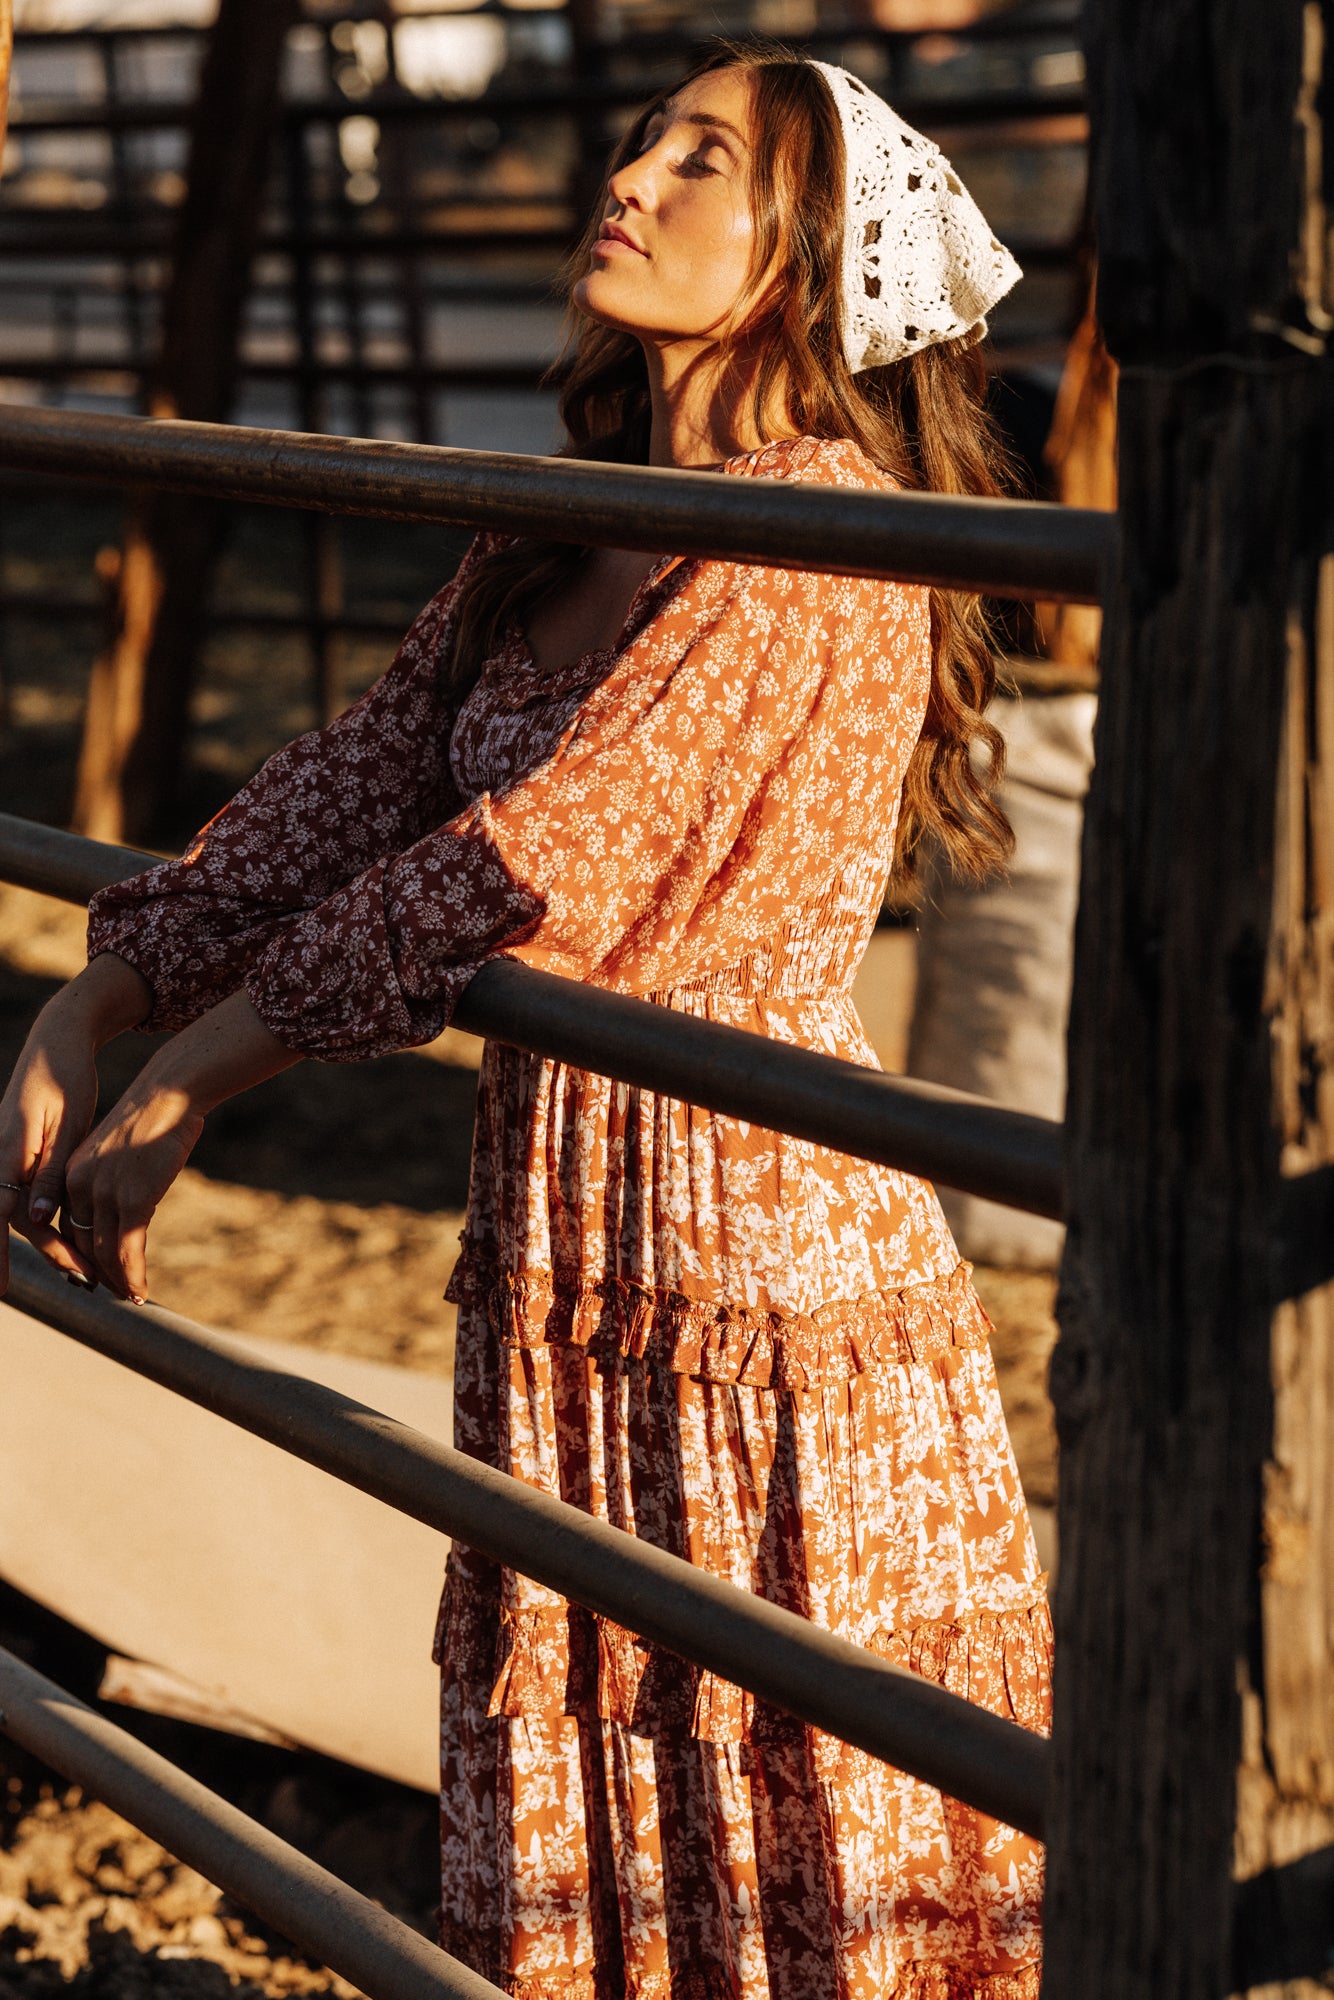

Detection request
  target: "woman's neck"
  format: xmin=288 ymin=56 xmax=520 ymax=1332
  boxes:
xmin=641 ymin=335 xmax=796 ymax=469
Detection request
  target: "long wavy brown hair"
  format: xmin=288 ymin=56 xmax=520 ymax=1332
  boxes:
xmin=447 ymin=38 xmax=1015 ymax=883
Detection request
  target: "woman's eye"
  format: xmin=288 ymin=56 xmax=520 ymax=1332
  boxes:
xmin=680 ymin=150 xmax=718 ymax=175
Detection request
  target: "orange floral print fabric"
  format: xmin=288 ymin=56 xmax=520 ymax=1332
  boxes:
xmin=87 ymin=433 xmax=1049 ymax=2000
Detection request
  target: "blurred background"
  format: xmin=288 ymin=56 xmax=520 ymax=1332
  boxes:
xmin=0 ymin=9 xmax=1104 ymax=1988
xmin=0 ymin=0 xmax=1092 ymax=838
xmin=1 ymin=0 xmax=1085 ymax=436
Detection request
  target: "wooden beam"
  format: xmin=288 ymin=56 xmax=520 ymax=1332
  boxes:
xmin=72 ymin=0 xmax=299 ymax=845
xmin=0 ymin=0 xmax=13 ymax=155
xmin=1045 ymin=1 xmax=1334 ymax=1990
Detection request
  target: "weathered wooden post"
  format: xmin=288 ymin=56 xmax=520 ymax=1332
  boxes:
xmin=72 ymin=0 xmax=299 ymax=844
xmin=0 ymin=0 xmax=12 ymax=151
xmin=1044 ymin=1 xmax=1334 ymax=1991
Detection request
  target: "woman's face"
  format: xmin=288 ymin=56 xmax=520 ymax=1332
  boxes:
xmin=573 ymin=67 xmax=764 ymax=348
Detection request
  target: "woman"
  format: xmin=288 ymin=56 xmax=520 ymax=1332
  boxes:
xmin=0 ymin=41 xmax=1049 ymax=2000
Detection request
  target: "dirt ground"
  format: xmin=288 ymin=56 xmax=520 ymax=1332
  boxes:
xmin=0 ymin=491 xmax=1059 ymax=1996
xmin=0 ymin=1592 xmax=442 ymax=2000
xmin=2 ymin=1789 xmax=371 ymax=2000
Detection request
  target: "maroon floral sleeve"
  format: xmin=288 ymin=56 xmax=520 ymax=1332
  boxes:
xmin=85 ymin=537 xmax=494 ymax=1034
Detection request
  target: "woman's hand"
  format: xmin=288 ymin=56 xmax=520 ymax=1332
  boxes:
xmin=59 ymin=986 xmax=303 ymax=1303
xmin=64 ymin=1079 xmax=206 ymax=1303
xmin=0 ymin=952 xmax=153 ymax=1295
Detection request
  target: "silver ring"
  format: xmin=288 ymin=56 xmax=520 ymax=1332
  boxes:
xmin=0 ymin=1181 xmax=26 ymax=1194
xmin=67 ymin=1216 xmax=94 ymax=1232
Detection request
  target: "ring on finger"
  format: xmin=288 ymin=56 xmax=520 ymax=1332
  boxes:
xmin=0 ymin=1180 xmax=28 ymax=1195
xmin=67 ymin=1216 xmax=95 ymax=1232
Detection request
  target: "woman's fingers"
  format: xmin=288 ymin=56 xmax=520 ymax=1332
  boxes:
xmin=117 ymin=1219 xmax=150 ymax=1306
xmin=63 ymin=1163 xmax=121 ymax=1299
xmin=28 ymin=1156 xmax=73 ymax=1227
xmin=64 ymin=1088 xmax=204 ymax=1306
xmin=89 ymin=1202 xmax=139 ymax=1302
xmin=28 ymin=1107 xmax=92 ymax=1247
xmin=0 ymin=1024 xmax=102 ymax=1292
xmin=71 ymin=1201 xmax=129 ymax=1301
xmin=65 ymin=1154 xmax=149 ymax=1303
xmin=1 ymin=1158 xmax=97 ymax=1293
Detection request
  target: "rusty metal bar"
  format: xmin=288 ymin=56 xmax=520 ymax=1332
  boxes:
xmin=0 ymin=356 xmax=550 ymax=389
xmin=0 ymin=224 xmax=1081 ymax=269
xmin=455 ymin=959 xmax=1064 ymax=1218
xmin=0 ymin=587 xmax=411 ymax=640
xmin=8 ymin=85 xmax=1087 ymax=139
xmin=0 ymin=405 xmax=1111 ymax=604
xmin=0 ymin=1644 xmax=504 ymax=2000
xmin=2 ymin=1239 xmax=1050 ymax=1838
xmin=0 ymin=814 xmax=1064 ymax=1218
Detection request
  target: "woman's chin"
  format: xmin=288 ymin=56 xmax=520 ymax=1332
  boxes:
xmin=572 ymin=270 xmax=646 ymax=333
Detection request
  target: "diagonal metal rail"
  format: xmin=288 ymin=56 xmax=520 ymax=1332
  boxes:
xmin=0 ymin=814 xmax=1064 ymax=1217
xmin=0 ymin=1645 xmax=505 ymax=2000
xmin=0 ymin=403 xmax=1112 ymax=604
xmin=2 ymin=1237 xmax=1048 ymax=1837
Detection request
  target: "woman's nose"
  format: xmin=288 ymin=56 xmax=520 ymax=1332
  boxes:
xmin=607 ymin=147 xmax=657 ymax=214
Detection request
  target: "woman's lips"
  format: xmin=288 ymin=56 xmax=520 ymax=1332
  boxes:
xmin=594 ymin=226 xmax=646 ymax=255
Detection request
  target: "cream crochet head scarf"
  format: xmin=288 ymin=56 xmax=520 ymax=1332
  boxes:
xmin=809 ymin=59 xmax=1022 ymax=373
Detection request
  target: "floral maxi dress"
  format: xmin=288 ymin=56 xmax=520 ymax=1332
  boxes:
xmin=87 ymin=434 xmax=1050 ymax=2000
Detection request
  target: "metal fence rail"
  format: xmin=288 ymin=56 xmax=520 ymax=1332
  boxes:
xmin=0 ymin=1645 xmax=505 ymax=2000
xmin=8 ymin=84 xmax=1088 ymax=138
xmin=4 ymin=1237 xmax=1049 ymax=1839
xmin=0 ymin=814 xmax=1065 ymax=1218
xmin=0 ymin=404 xmax=1111 ymax=604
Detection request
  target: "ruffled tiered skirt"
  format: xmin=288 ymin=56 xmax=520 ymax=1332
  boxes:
xmin=436 ymin=990 xmax=1050 ymax=2000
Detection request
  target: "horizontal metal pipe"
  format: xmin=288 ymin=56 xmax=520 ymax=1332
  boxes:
xmin=0 ymin=356 xmax=555 ymax=390
xmin=0 ymin=814 xmax=1064 ymax=1218
xmin=455 ymin=959 xmax=1065 ymax=1218
xmin=3 ymin=1239 xmax=1049 ymax=1838
xmin=0 ymin=587 xmax=410 ymax=639
xmin=0 ymin=1644 xmax=504 ymax=2000
xmin=0 ymin=812 xmax=164 ymax=901
xmin=11 ymin=13 xmax=1082 ymax=50
xmin=8 ymin=85 xmax=1087 ymax=139
xmin=0 ymin=227 xmax=1081 ymax=270
xmin=0 ymin=405 xmax=1112 ymax=604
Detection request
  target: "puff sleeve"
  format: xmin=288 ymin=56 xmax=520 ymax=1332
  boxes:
xmin=85 ymin=539 xmax=492 ymax=1033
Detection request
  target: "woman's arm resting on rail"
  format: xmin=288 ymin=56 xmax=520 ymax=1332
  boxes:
xmin=0 ymin=951 xmax=153 ymax=1293
xmin=58 ymin=987 xmax=301 ymax=1303
xmin=84 ymin=544 xmax=495 ymax=1037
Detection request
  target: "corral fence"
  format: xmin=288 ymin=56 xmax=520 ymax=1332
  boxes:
xmin=0 ymin=405 xmax=1093 ymax=2000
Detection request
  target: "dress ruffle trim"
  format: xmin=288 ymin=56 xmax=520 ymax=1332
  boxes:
xmin=446 ymin=1252 xmax=993 ymax=1389
xmin=439 ymin=1923 xmax=1041 ymax=2000
xmin=437 ymin=1572 xmax=1052 ymax=1764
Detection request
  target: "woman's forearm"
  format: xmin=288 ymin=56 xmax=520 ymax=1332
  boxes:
xmin=129 ymin=986 xmax=304 ymax=1117
xmin=45 ymin=951 xmax=154 ymax=1050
